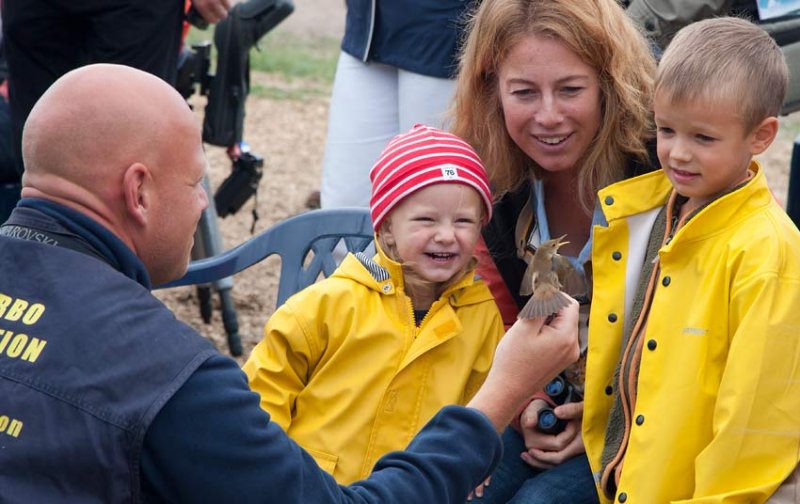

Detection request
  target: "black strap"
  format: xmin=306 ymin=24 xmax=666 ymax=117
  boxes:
xmin=1 ymin=210 xmax=113 ymax=267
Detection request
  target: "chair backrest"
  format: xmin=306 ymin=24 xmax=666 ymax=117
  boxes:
xmin=161 ymin=207 xmax=374 ymax=307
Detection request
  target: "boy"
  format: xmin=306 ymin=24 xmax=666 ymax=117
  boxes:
xmin=583 ymin=17 xmax=800 ymax=503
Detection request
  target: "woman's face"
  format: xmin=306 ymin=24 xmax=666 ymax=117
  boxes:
xmin=498 ymin=34 xmax=602 ymax=176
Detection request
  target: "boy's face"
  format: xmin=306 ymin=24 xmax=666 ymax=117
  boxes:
xmin=380 ymin=183 xmax=483 ymax=285
xmin=654 ymin=91 xmax=771 ymax=210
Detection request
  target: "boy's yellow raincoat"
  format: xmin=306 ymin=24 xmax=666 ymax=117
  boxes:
xmin=584 ymin=163 xmax=800 ymax=503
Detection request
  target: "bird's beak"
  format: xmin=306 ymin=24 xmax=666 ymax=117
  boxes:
xmin=555 ymin=234 xmax=570 ymax=248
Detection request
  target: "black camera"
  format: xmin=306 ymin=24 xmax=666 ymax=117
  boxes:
xmin=536 ymin=374 xmax=581 ymax=435
xmin=214 ymin=151 xmax=264 ymax=218
xmin=176 ymin=0 xmax=294 ymax=223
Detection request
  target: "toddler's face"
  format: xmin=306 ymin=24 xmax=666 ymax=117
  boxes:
xmin=381 ymin=184 xmax=483 ymax=285
xmin=654 ymin=91 xmax=764 ymax=210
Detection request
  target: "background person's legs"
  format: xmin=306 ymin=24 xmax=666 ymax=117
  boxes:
xmin=320 ymin=52 xmax=458 ymax=210
xmin=320 ymin=52 xmax=399 ymax=209
xmin=397 ymin=67 xmax=456 ymax=131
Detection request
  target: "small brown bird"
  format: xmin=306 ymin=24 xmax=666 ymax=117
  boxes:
xmin=518 ymin=235 xmax=574 ymax=319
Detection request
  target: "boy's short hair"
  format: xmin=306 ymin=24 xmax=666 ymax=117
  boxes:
xmin=655 ymin=17 xmax=788 ymax=132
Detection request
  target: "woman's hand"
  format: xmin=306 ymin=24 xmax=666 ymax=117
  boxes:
xmin=519 ymin=400 xmax=586 ymax=468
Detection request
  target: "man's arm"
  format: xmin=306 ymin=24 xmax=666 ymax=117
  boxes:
xmin=241 ymin=303 xmax=315 ymax=431
xmin=142 ymin=303 xmax=579 ymax=502
xmin=469 ymin=300 xmax=580 ymax=431
xmin=141 ymin=355 xmax=502 ymax=503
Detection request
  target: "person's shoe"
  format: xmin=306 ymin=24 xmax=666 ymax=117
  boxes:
xmin=304 ymin=190 xmax=321 ymax=210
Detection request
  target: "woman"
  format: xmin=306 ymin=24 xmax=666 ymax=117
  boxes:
xmin=451 ymin=0 xmax=656 ymax=502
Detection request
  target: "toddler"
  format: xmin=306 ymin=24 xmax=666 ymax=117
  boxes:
xmin=243 ymin=124 xmax=505 ymax=484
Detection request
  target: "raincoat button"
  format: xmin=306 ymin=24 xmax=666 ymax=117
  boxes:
xmin=605 ymin=196 xmax=615 ymax=206
xmin=608 ymin=313 xmax=618 ymax=323
xmin=636 ymin=414 xmax=645 ymax=425
xmin=618 ymin=492 xmax=628 ymax=503
xmin=605 ymin=386 xmax=613 ymax=395
xmin=662 ymin=276 xmax=671 ymax=287
xmin=647 ymin=339 xmax=657 ymax=351
xmin=612 ymin=251 xmax=622 ymax=261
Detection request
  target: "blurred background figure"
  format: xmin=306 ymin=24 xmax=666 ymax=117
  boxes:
xmin=0 ymin=0 xmax=17 ymax=222
xmin=0 ymin=0 xmax=229 ymax=223
xmin=318 ymin=0 xmax=478 ymax=210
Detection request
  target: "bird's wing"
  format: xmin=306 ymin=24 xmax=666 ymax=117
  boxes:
xmin=554 ymin=255 xmax=586 ymax=297
xmin=520 ymin=259 xmax=537 ymax=296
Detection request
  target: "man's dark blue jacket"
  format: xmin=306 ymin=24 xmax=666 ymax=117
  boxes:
xmin=0 ymin=199 xmax=502 ymax=502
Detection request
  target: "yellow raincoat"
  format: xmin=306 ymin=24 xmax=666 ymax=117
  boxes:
xmin=243 ymin=246 xmax=504 ymax=484
xmin=584 ymin=162 xmax=800 ymax=503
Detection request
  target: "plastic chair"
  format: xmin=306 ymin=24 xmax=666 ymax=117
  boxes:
xmin=161 ymin=207 xmax=374 ymax=308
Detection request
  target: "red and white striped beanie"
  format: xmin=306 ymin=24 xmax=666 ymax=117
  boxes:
xmin=369 ymin=124 xmax=493 ymax=231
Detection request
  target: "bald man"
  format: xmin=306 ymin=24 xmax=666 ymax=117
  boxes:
xmin=0 ymin=64 xmax=579 ymax=502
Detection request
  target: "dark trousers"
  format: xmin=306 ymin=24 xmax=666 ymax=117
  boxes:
xmin=1 ymin=0 xmax=184 ymax=179
xmin=470 ymin=427 xmax=600 ymax=504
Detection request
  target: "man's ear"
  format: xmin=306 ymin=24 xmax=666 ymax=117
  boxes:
xmin=750 ymin=116 xmax=779 ymax=155
xmin=122 ymin=163 xmax=152 ymax=226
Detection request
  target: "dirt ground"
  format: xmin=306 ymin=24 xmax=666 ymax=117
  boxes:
xmin=154 ymin=0 xmax=346 ymax=361
xmin=155 ymin=0 xmax=796 ymax=362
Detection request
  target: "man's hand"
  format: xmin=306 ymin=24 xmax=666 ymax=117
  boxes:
xmin=468 ymin=299 xmax=580 ymax=431
xmin=192 ymin=0 xmax=232 ymax=24
xmin=519 ymin=400 xmax=585 ymax=468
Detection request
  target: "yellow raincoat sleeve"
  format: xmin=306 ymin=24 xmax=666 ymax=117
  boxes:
xmin=242 ymin=302 xmax=319 ymax=432
xmin=679 ymin=271 xmax=800 ymax=503
xmin=461 ymin=313 xmax=505 ymax=405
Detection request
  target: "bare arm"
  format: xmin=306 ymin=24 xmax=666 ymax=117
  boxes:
xmin=468 ymin=299 xmax=580 ymax=431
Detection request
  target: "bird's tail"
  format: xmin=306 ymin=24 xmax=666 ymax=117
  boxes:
xmin=518 ymin=288 xmax=572 ymax=319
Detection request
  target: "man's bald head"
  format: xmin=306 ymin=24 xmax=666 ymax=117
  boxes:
xmin=22 ymin=64 xmax=192 ymax=196
xmin=19 ymin=64 xmax=209 ymax=284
